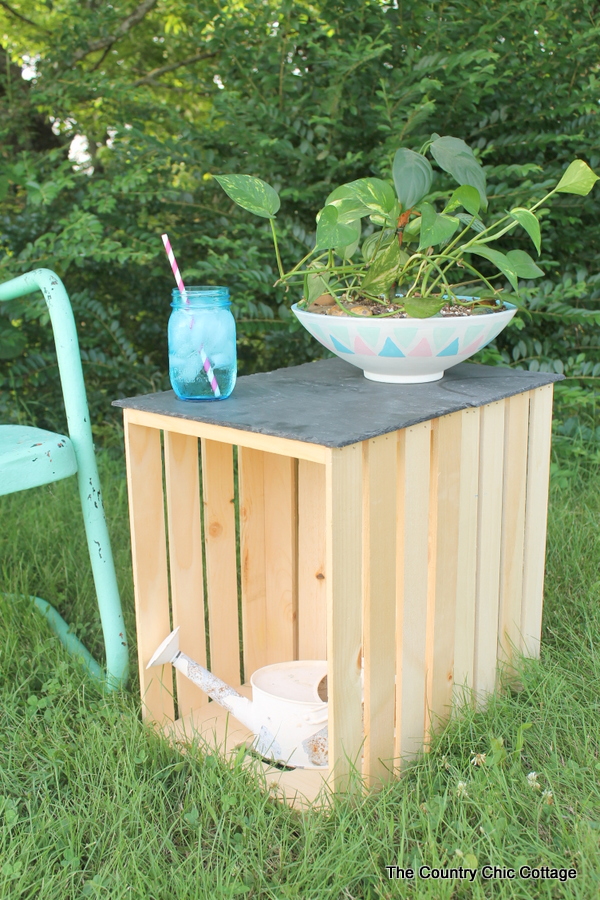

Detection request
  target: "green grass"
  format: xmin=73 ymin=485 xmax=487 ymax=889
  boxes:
xmin=1 ymin=444 xmax=599 ymax=899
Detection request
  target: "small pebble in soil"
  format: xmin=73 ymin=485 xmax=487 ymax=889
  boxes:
xmin=313 ymin=293 xmax=336 ymax=307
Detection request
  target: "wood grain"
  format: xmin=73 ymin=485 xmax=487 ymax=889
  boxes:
xmin=498 ymin=392 xmax=530 ymax=668
xmin=297 ymin=460 xmax=327 ymax=660
xmin=395 ymin=422 xmax=432 ymax=761
xmin=123 ymin=415 xmax=174 ymax=723
xmin=474 ymin=400 xmax=505 ymax=700
xmin=521 ymin=384 xmax=554 ymax=657
xmin=326 ymin=444 xmax=363 ymax=788
xmin=201 ymin=439 xmax=240 ymax=685
xmin=362 ymin=433 xmax=397 ymax=782
xmin=164 ymin=431 xmax=207 ymax=717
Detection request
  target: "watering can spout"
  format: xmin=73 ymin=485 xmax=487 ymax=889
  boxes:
xmin=146 ymin=627 xmax=255 ymax=730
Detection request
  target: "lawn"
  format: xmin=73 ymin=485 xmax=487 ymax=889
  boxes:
xmin=0 ymin=436 xmax=599 ymax=899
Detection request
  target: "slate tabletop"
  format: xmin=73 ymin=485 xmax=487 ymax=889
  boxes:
xmin=112 ymin=358 xmax=563 ymax=449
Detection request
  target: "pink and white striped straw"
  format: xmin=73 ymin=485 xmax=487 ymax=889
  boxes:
xmin=161 ymin=233 xmax=220 ymax=398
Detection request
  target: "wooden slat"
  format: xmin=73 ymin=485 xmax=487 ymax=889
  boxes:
xmin=122 ymin=414 xmax=174 ymax=723
xmin=239 ymin=449 xmax=297 ymax=676
xmin=123 ymin=407 xmax=328 ymax=464
xmin=263 ymin=453 xmax=297 ymax=663
xmin=521 ymin=384 xmax=554 ymax=657
xmin=297 ymin=460 xmax=327 ymax=660
xmin=395 ymin=422 xmax=432 ymax=761
xmin=498 ymin=392 xmax=530 ymax=668
xmin=164 ymin=432 xmax=207 ymax=718
xmin=427 ymin=412 xmax=463 ymax=730
xmin=326 ymin=443 xmax=363 ymax=788
xmin=362 ymin=433 xmax=397 ymax=783
xmin=474 ymin=400 xmax=505 ymax=699
xmin=452 ymin=407 xmax=481 ymax=703
xmin=239 ymin=448 xmax=266 ymax=676
xmin=201 ymin=439 xmax=240 ymax=686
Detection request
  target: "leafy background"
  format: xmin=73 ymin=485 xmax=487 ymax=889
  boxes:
xmin=1 ymin=0 xmax=600 ymax=470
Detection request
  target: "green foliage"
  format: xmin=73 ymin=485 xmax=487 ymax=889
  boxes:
xmin=0 ymin=0 xmax=599 ymax=432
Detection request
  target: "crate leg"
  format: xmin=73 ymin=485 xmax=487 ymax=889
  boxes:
xmin=123 ymin=416 xmax=173 ymax=724
xmin=521 ymin=384 xmax=554 ymax=657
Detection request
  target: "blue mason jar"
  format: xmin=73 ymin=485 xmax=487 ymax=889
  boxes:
xmin=168 ymin=287 xmax=237 ymax=400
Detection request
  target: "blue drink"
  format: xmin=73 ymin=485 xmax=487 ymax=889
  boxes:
xmin=168 ymin=287 xmax=236 ymax=400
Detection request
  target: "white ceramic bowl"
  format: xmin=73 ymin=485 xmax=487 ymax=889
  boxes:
xmin=292 ymin=302 xmax=517 ymax=384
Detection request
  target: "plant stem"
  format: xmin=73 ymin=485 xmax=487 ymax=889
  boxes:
xmin=270 ymin=219 xmax=285 ymax=279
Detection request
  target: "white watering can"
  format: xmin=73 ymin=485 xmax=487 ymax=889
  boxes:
xmin=147 ymin=627 xmax=329 ymax=769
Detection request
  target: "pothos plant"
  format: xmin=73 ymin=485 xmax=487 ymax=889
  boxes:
xmin=215 ymin=136 xmax=598 ymax=319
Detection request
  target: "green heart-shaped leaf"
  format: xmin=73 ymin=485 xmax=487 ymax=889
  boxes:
xmin=555 ymin=160 xmax=599 ymax=196
xmin=361 ymin=240 xmax=407 ymax=292
xmin=418 ymin=202 xmax=460 ymax=250
xmin=430 ymin=136 xmax=487 ymax=209
xmin=362 ymin=230 xmax=394 ymax=263
xmin=304 ymin=270 xmax=331 ymax=304
xmin=509 ymin=208 xmax=541 ymax=254
xmin=315 ymin=205 xmax=359 ymax=250
xmin=402 ymin=295 xmax=445 ymax=318
xmin=214 ymin=174 xmax=280 ymax=218
xmin=444 ymin=184 xmax=481 ymax=216
xmin=392 ymin=149 xmax=433 ymax=211
xmin=505 ymin=249 xmax=544 ymax=279
xmin=326 ymin=178 xmax=397 ymax=223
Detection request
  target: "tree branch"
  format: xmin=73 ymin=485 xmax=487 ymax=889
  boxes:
xmin=131 ymin=50 xmax=218 ymax=86
xmin=0 ymin=0 xmax=49 ymax=32
xmin=71 ymin=0 xmax=159 ymax=63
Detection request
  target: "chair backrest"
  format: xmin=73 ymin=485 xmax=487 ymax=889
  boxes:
xmin=0 ymin=268 xmax=91 ymax=453
xmin=0 ymin=268 xmax=129 ymax=690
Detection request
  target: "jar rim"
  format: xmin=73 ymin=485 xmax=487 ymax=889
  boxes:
xmin=171 ymin=286 xmax=230 ymax=307
xmin=172 ymin=285 xmax=229 ymax=293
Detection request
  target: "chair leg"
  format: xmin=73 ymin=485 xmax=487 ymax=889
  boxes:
xmin=75 ymin=449 xmax=129 ymax=691
xmin=32 ymin=596 xmax=105 ymax=684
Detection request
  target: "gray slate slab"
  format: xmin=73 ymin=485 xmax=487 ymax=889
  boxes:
xmin=112 ymin=358 xmax=562 ymax=448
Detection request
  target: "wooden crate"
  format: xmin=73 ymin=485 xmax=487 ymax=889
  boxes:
xmin=115 ymin=360 xmax=558 ymax=806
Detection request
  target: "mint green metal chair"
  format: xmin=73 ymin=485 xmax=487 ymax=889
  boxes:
xmin=0 ymin=269 xmax=128 ymax=690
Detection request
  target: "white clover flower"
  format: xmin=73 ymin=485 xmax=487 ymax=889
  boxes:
xmin=541 ymin=789 xmax=554 ymax=805
xmin=471 ymin=753 xmax=486 ymax=766
xmin=456 ymin=781 xmax=469 ymax=798
xmin=527 ymin=771 xmax=541 ymax=790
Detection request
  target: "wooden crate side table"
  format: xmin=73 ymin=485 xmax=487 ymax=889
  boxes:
xmin=114 ymin=359 xmax=561 ymax=805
